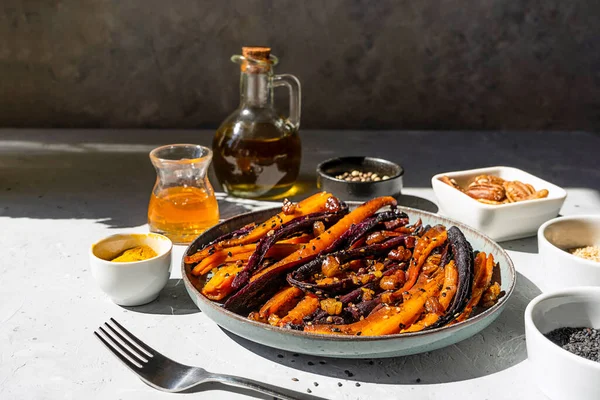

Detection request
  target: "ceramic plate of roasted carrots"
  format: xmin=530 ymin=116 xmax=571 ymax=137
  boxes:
xmin=181 ymin=192 xmax=516 ymax=358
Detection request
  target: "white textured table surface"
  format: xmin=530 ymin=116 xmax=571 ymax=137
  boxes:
xmin=1 ymin=130 xmax=600 ymax=400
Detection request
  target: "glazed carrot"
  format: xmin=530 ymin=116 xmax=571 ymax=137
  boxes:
xmin=184 ymin=192 xmax=334 ymax=264
xmin=250 ymin=196 xmax=398 ymax=282
xmin=193 ymin=243 xmax=303 ymax=276
xmin=258 ymin=286 xmax=304 ymax=319
xmin=192 ymin=244 xmax=256 ymax=275
xmin=402 ymin=313 xmax=440 ymax=333
xmin=401 ymin=260 xmax=458 ymax=333
xmin=305 ymin=269 xmax=444 ymax=336
xmin=397 ymin=225 xmax=447 ymax=292
xmin=201 ymin=264 xmax=244 ymax=301
xmin=277 ymin=294 xmax=320 ymax=327
xmin=438 ymin=260 xmax=459 ymax=311
xmin=454 ymin=252 xmax=494 ymax=322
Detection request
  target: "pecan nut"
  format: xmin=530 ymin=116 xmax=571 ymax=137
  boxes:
xmin=465 ymin=183 xmax=506 ymax=202
xmin=469 ymin=174 xmax=506 ymax=187
xmin=439 ymin=176 xmax=463 ymax=191
xmin=504 ymin=181 xmax=536 ymax=202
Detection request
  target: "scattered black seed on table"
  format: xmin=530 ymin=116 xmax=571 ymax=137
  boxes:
xmin=319 ymin=360 xmax=326 ymax=365
xmin=293 ymin=353 xmax=299 ymax=357
xmin=344 ymin=370 xmax=354 ymax=377
xmin=307 ymin=388 xmax=312 ymax=393
xmin=416 ymin=378 xmax=421 ymax=383
xmin=368 ymin=360 xmax=374 ymax=365
xmin=338 ymin=382 xmax=343 ymax=387
xmin=355 ymin=382 xmax=361 ymax=387
xmin=314 ymin=382 xmax=319 ymax=386
xmin=277 ymin=354 xmax=284 ymax=358
xmin=292 ymin=378 xmax=299 ymax=382
xmin=307 ymin=361 xmax=314 ymax=366
xmin=545 ymin=327 xmax=600 ymax=362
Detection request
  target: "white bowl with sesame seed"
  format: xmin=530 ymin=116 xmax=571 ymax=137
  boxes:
xmin=538 ymin=215 xmax=600 ymax=291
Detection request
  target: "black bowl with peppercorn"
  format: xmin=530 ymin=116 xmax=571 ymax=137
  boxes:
xmin=316 ymin=156 xmax=404 ymax=201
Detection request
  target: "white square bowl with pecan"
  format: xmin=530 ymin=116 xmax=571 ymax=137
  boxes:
xmin=431 ymin=166 xmax=567 ymax=241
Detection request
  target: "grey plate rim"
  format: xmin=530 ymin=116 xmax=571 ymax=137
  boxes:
xmin=181 ymin=203 xmax=516 ymax=342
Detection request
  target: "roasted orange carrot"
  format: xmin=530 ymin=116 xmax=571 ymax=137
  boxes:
xmin=305 ymin=268 xmax=444 ymax=336
xmin=192 ymin=243 xmax=302 ymax=276
xmin=397 ymin=225 xmax=447 ymax=292
xmin=454 ymin=252 xmax=494 ymax=322
xmin=277 ymin=294 xmax=320 ymax=327
xmin=184 ymin=192 xmax=334 ymax=264
xmin=258 ymin=286 xmax=304 ymax=319
xmin=201 ymin=264 xmax=244 ymax=301
xmin=401 ymin=260 xmax=458 ymax=333
xmin=439 ymin=260 xmax=459 ymax=311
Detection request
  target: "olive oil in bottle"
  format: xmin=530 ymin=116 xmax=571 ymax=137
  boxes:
xmin=212 ymin=47 xmax=302 ymax=199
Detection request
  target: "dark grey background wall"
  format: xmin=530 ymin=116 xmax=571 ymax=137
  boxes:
xmin=2 ymin=1 xmax=600 ymax=130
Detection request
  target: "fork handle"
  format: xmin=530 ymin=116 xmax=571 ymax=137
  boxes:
xmin=208 ymin=373 xmax=325 ymax=400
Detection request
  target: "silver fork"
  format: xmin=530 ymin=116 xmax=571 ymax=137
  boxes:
xmin=95 ymin=318 xmax=325 ymax=400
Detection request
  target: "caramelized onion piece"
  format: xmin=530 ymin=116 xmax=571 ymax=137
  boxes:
xmin=321 ymin=256 xmax=341 ymax=278
xmin=282 ymin=198 xmax=297 ymax=215
xmin=313 ymin=221 xmax=326 ymax=237
xmin=325 ymin=196 xmax=342 ymax=213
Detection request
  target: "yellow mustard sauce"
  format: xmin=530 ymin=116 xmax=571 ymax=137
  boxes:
xmin=111 ymin=245 xmax=158 ymax=262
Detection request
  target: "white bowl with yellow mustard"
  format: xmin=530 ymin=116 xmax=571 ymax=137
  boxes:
xmin=90 ymin=233 xmax=173 ymax=306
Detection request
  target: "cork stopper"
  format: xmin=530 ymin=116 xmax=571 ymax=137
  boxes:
xmin=241 ymin=46 xmax=272 ymax=73
xmin=242 ymin=46 xmax=271 ymax=61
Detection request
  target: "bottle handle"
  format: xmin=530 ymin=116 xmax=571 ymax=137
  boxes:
xmin=273 ymin=74 xmax=301 ymax=130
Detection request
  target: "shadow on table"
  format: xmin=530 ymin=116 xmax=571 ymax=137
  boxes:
xmin=396 ymin=193 xmax=438 ymax=213
xmin=224 ymin=271 xmax=540 ymax=385
xmin=123 ymin=279 xmax=200 ymax=315
xmin=180 ymin=381 xmax=327 ymax=400
xmin=500 ymin=236 xmax=538 ymax=254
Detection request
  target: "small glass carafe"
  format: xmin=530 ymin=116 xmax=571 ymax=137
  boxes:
xmin=148 ymin=144 xmax=219 ymax=244
xmin=212 ymin=47 xmax=301 ymax=199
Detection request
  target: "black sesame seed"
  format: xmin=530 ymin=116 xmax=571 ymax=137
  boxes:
xmin=313 ymin=382 xmax=319 ymax=386
xmin=307 ymin=388 xmax=312 ymax=393
xmin=292 ymin=377 xmax=299 ymax=382
xmin=307 ymin=361 xmax=314 ymax=366
xmin=545 ymin=327 xmax=600 ymax=363
xmin=277 ymin=354 xmax=284 ymax=358
xmin=338 ymin=382 xmax=343 ymax=387
xmin=416 ymin=378 xmax=421 ymax=383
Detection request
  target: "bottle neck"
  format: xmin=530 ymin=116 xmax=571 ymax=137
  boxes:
xmin=239 ymin=71 xmax=273 ymax=107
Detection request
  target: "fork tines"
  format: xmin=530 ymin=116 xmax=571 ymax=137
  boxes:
xmin=94 ymin=318 xmax=154 ymax=370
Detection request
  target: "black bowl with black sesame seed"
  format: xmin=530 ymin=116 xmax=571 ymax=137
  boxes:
xmin=317 ymin=156 xmax=404 ymax=201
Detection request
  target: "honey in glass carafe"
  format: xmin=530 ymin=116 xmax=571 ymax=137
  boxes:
xmin=148 ymin=144 xmax=219 ymax=244
xmin=213 ymin=47 xmax=302 ymax=199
